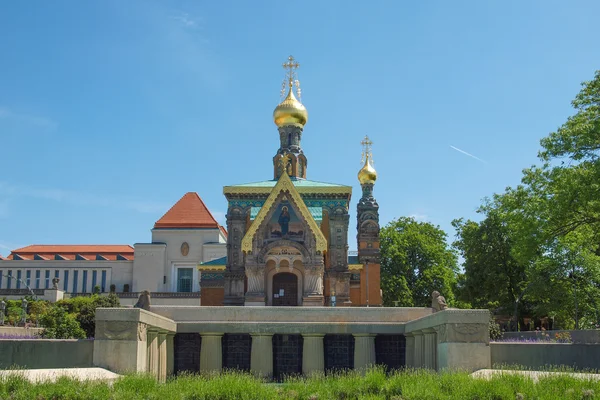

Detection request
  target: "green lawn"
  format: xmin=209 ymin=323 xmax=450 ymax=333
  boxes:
xmin=1 ymin=368 xmax=598 ymax=400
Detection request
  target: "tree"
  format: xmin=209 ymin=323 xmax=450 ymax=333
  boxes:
xmin=40 ymin=306 xmax=86 ymax=339
xmin=76 ymin=294 xmax=120 ymax=338
xmin=380 ymin=217 xmax=458 ymax=307
xmin=452 ymin=214 xmax=527 ymax=315
xmin=478 ymin=70 xmax=600 ymax=329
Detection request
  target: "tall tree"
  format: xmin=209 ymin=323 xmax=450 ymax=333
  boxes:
xmin=481 ymin=70 xmax=600 ymax=329
xmin=380 ymin=217 xmax=458 ymax=307
xmin=452 ymin=214 xmax=527 ymax=314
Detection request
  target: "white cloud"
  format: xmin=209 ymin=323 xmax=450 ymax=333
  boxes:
xmin=0 ymin=106 xmax=57 ymax=130
xmin=0 ymin=182 xmax=167 ymax=214
xmin=409 ymin=213 xmax=429 ymax=222
xmin=170 ymin=12 xmax=199 ymax=28
xmin=449 ymin=145 xmax=487 ymax=164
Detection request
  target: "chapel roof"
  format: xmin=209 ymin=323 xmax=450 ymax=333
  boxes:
xmin=154 ymin=192 xmax=220 ymax=229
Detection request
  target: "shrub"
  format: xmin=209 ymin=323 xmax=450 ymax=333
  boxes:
xmin=123 ymin=284 xmax=130 ymax=292
xmin=489 ymin=312 xmax=502 ymax=341
xmin=93 ymin=285 xmax=101 ymax=294
xmin=110 ymin=284 xmax=116 ymax=293
xmin=39 ymin=306 xmax=85 ymax=339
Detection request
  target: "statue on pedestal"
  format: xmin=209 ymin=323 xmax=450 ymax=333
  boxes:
xmin=431 ymin=291 xmax=448 ymax=313
xmin=134 ymin=290 xmax=151 ymax=311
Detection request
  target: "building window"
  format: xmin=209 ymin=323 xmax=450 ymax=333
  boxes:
xmin=45 ymin=270 xmax=50 ymax=289
xmin=177 ymin=268 xmax=193 ymax=292
xmin=82 ymin=270 xmax=88 ymax=293
xmin=64 ymin=270 xmax=69 ymax=292
xmin=101 ymin=270 xmax=107 ymax=292
xmin=73 ymin=270 xmax=79 ymax=293
xmin=7 ymin=270 xmax=12 ymax=289
xmin=26 ymin=270 xmax=31 ymax=287
xmin=92 ymin=271 xmax=97 ymax=291
xmin=35 ymin=270 xmax=41 ymax=289
xmin=17 ymin=270 xmax=22 ymax=289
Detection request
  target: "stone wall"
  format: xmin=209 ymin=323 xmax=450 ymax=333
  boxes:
xmin=0 ymin=339 xmax=93 ymax=369
xmin=491 ymin=343 xmax=600 ymax=370
xmin=200 ymin=287 xmax=224 ymax=306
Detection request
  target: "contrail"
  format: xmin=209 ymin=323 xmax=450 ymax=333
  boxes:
xmin=450 ymin=145 xmax=487 ymax=164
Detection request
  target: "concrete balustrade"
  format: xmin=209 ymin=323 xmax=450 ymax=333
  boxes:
xmin=302 ymin=334 xmax=324 ymax=375
xmin=199 ymin=333 xmax=223 ymax=373
xmin=93 ymin=306 xmax=491 ymax=379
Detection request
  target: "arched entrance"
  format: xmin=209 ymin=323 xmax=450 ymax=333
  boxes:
xmin=272 ymin=272 xmax=298 ymax=306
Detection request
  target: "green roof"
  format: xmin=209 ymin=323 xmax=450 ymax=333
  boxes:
xmin=200 ymin=256 xmax=227 ymax=266
xmin=227 ymin=177 xmax=350 ymax=188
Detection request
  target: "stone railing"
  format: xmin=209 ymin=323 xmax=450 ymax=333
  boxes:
xmin=93 ymin=308 xmax=176 ymax=382
xmin=0 ymin=289 xmax=45 ymax=296
xmin=117 ymin=292 xmax=201 ymax=299
xmin=404 ymin=309 xmax=490 ymax=371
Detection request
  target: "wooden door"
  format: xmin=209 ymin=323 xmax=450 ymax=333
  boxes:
xmin=272 ymin=272 xmax=298 ymax=306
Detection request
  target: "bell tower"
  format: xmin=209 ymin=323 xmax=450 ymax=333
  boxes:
xmin=356 ymin=135 xmax=382 ymax=306
xmin=272 ymin=56 xmax=308 ymax=180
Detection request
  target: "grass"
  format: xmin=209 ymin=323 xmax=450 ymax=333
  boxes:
xmin=1 ymin=367 xmax=599 ymax=400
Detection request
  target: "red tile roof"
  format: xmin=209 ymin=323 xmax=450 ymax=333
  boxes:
xmin=219 ymin=225 xmax=228 ymax=238
xmin=154 ymin=192 xmax=220 ymax=229
xmin=8 ymin=245 xmax=134 ymax=261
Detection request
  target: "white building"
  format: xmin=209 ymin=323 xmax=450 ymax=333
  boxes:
xmin=0 ymin=192 xmax=226 ymax=304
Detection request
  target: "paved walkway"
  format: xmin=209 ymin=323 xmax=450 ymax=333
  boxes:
xmin=0 ymin=368 xmax=121 ymax=383
xmin=472 ymin=369 xmax=600 ymax=382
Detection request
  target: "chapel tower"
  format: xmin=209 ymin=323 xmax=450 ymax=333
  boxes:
xmin=272 ymin=56 xmax=308 ymax=179
xmin=355 ymin=136 xmax=382 ymax=305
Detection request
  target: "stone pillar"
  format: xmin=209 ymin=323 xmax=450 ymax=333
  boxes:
xmin=147 ymin=329 xmax=159 ymax=377
xmin=353 ymin=334 xmax=376 ymax=371
xmin=245 ymin=264 xmax=266 ymax=306
xmin=200 ymin=333 xmax=223 ymax=373
xmin=423 ymin=328 xmax=437 ymax=370
xmin=250 ymin=333 xmax=273 ymax=378
xmin=166 ymin=333 xmax=175 ymax=377
xmin=404 ymin=333 xmax=415 ymax=368
xmin=302 ymin=334 xmax=324 ymax=376
xmin=157 ymin=332 xmax=167 ymax=382
xmin=413 ymin=331 xmax=423 ymax=368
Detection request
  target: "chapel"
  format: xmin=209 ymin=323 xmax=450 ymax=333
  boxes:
xmin=200 ymin=56 xmax=382 ymax=307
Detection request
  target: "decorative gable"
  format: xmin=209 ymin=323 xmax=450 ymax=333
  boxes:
xmin=241 ymin=172 xmax=327 ymax=254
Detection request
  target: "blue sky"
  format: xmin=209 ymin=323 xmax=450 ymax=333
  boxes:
xmin=1 ymin=1 xmax=599 ymax=254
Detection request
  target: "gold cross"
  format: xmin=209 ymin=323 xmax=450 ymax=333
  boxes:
xmin=282 ymin=55 xmax=300 ymax=87
xmin=361 ymin=135 xmax=373 ymax=164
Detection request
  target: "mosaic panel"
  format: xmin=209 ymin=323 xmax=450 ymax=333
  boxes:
xmin=222 ymin=334 xmax=251 ymax=372
xmin=272 ymin=334 xmax=303 ymax=381
xmin=375 ymin=335 xmax=405 ymax=372
xmin=324 ymin=334 xmax=354 ymax=372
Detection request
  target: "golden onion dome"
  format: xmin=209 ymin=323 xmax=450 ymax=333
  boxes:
xmin=358 ymin=155 xmax=377 ymax=185
xmin=273 ymin=86 xmax=308 ymax=128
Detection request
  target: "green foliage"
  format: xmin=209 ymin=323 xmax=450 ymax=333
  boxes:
xmin=55 ymin=294 xmax=120 ymax=338
xmin=489 ymin=313 xmax=503 ymax=341
xmin=454 ymin=70 xmax=600 ymax=329
xmin=93 ymin=285 xmax=101 ymax=294
xmin=39 ymin=306 xmax=86 ymax=339
xmin=380 ymin=217 xmax=458 ymax=307
xmin=1 ymin=369 xmax=600 ymax=399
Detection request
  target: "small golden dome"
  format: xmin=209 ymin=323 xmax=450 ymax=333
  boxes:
xmin=273 ymin=86 xmax=308 ymax=127
xmin=358 ymin=155 xmax=377 ymax=185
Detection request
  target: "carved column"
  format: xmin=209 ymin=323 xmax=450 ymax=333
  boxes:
xmin=353 ymin=334 xmax=376 ymax=372
xmin=422 ymin=328 xmax=437 ymax=370
xmin=413 ymin=331 xmax=424 ymax=368
xmin=224 ymin=208 xmax=246 ymax=306
xmin=302 ymin=334 xmax=324 ymax=375
xmin=303 ymin=263 xmax=324 ymax=306
xmin=245 ymin=264 xmax=266 ymax=306
xmin=166 ymin=333 xmax=175 ymax=377
xmin=250 ymin=333 xmax=273 ymax=378
xmin=147 ymin=329 xmax=159 ymax=377
xmin=404 ymin=333 xmax=415 ymax=368
xmin=200 ymin=333 xmax=223 ymax=373
xmin=329 ymin=271 xmax=351 ymax=306
xmin=157 ymin=331 xmax=167 ymax=382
